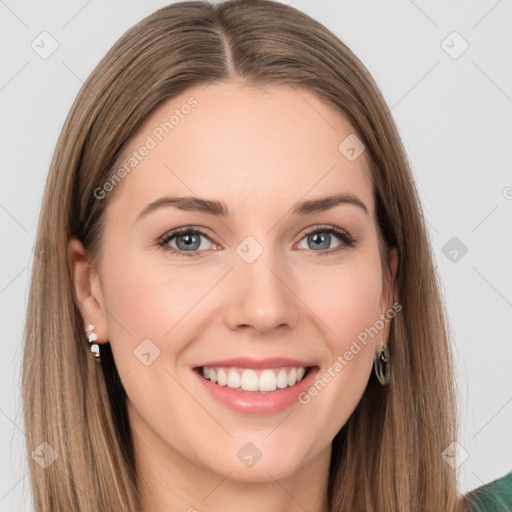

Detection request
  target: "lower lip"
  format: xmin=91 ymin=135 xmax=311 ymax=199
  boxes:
xmin=192 ymin=367 xmax=319 ymax=415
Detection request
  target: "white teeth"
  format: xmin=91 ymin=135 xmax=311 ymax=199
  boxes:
xmin=259 ymin=369 xmax=277 ymax=391
xmin=217 ymin=368 xmax=228 ymax=386
xmin=200 ymin=366 xmax=309 ymax=392
xmin=241 ymin=369 xmax=259 ymax=391
xmin=276 ymin=369 xmax=288 ymax=389
xmin=287 ymin=368 xmax=297 ymax=386
xmin=227 ymin=369 xmax=241 ymax=388
xmin=217 ymin=368 xmax=227 ymax=386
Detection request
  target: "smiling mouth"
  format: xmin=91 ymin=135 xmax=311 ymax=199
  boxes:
xmin=194 ymin=365 xmax=316 ymax=393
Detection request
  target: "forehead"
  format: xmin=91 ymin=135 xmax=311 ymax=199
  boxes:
xmin=107 ymin=82 xmax=374 ymax=219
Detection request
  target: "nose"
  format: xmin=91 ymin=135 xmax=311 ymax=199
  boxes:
xmin=224 ymin=250 xmax=299 ymax=335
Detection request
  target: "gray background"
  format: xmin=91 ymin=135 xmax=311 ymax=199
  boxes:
xmin=1 ymin=0 xmax=511 ymax=509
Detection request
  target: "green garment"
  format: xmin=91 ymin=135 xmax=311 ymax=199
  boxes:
xmin=466 ymin=471 xmax=512 ymax=512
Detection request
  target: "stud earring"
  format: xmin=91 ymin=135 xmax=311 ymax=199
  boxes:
xmin=85 ymin=323 xmax=101 ymax=363
xmin=373 ymin=341 xmax=390 ymax=385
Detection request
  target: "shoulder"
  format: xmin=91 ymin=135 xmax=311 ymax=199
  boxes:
xmin=465 ymin=471 xmax=512 ymax=512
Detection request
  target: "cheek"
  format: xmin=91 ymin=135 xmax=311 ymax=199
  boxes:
xmin=101 ymin=259 xmax=172 ymax=342
xmin=99 ymin=249 xmax=223 ymax=365
xmin=101 ymin=240 xmax=384 ymax=361
xmin=98 ymin=252 xmax=207 ymax=424
xmin=299 ymin=256 xmax=383 ymax=348
xmin=295 ymin=257 xmax=384 ymax=438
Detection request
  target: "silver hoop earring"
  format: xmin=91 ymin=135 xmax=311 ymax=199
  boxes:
xmin=85 ymin=323 xmax=101 ymax=363
xmin=373 ymin=342 xmax=390 ymax=385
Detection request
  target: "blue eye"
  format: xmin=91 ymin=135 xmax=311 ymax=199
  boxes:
xmin=296 ymin=225 xmax=355 ymax=257
xmin=158 ymin=227 xmax=214 ymax=257
xmin=158 ymin=225 xmax=355 ymax=258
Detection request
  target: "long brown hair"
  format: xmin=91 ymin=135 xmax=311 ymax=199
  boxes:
xmin=23 ymin=1 xmax=469 ymax=510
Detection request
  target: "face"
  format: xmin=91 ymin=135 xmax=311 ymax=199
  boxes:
xmin=70 ymin=82 xmax=398 ymax=488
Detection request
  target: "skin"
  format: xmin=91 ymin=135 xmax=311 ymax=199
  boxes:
xmin=69 ymin=81 xmax=398 ymax=512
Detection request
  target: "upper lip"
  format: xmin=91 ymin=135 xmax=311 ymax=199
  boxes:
xmin=193 ymin=356 xmax=316 ymax=369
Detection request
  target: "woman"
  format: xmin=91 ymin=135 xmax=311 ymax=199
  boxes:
xmin=22 ymin=1 xmax=511 ymax=510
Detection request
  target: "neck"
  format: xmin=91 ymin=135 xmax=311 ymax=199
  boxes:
xmin=132 ymin=414 xmax=331 ymax=512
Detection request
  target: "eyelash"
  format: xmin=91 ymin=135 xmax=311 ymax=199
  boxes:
xmin=157 ymin=225 xmax=355 ymax=258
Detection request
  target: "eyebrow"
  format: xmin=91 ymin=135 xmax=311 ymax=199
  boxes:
xmin=135 ymin=192 xmax=369 ymax=222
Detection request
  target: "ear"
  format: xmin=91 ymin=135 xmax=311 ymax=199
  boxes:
xmin=68 ymin=237 xmax=109 ymax=344
xmin=377 ymin=247 xmax=399 ymax=352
